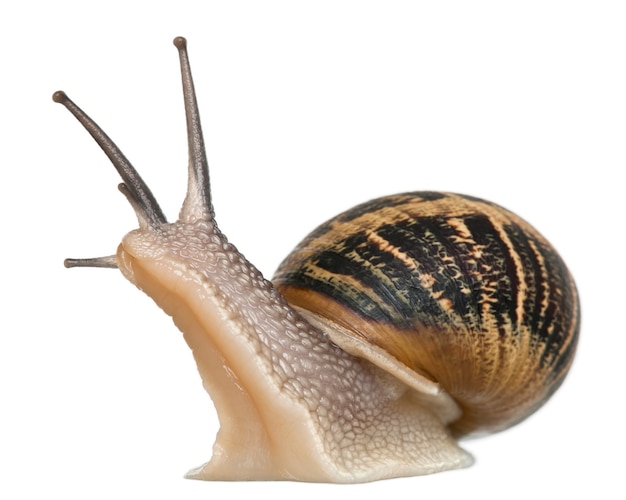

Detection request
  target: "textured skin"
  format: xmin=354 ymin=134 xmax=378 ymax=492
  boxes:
xmin=118 ymin=220 xmax=472 ymax=481
xmin=273 ymin=192 xmax=580 ymax=435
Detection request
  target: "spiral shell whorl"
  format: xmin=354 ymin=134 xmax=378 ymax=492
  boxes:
xmin=273 ymin=192 xmax=579 ymax=435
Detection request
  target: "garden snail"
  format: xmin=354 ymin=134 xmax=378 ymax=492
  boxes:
xmin=55 ymin=37 xmax=580 ymax=483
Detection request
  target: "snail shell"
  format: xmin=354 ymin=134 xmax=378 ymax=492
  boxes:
xmin=56 ymin=38 xmax=579 ymax=482
xmin=273 ymin=191 xmax=579 ymax=436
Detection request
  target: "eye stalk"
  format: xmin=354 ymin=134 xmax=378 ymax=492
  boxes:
xmin=173 ymin=36 xmax=214 ymax=223
xmin=55 ymin=37 xmax=212 ymax=268
xmin=52 ymin=90 xmax=166 ymax=230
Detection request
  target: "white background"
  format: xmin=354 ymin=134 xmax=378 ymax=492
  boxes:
xmin=1 ymin=1 xmax=624 ymax=498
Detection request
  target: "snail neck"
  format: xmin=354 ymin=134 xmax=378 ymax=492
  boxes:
xmin=118 ymin=220 xmax=345 ymax=479
xmin=117 ymin=220 xmax=472 ymax=481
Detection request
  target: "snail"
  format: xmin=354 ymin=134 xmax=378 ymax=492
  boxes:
xmin=55 ymin=37 xmax=580 ymax=483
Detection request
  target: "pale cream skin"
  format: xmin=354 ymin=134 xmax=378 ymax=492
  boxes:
xmin=57 ymin=37 xmax=472 ymax=482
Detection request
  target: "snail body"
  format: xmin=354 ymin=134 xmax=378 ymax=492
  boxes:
xmin=56 ymin=38 xmax=579 ymax=483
